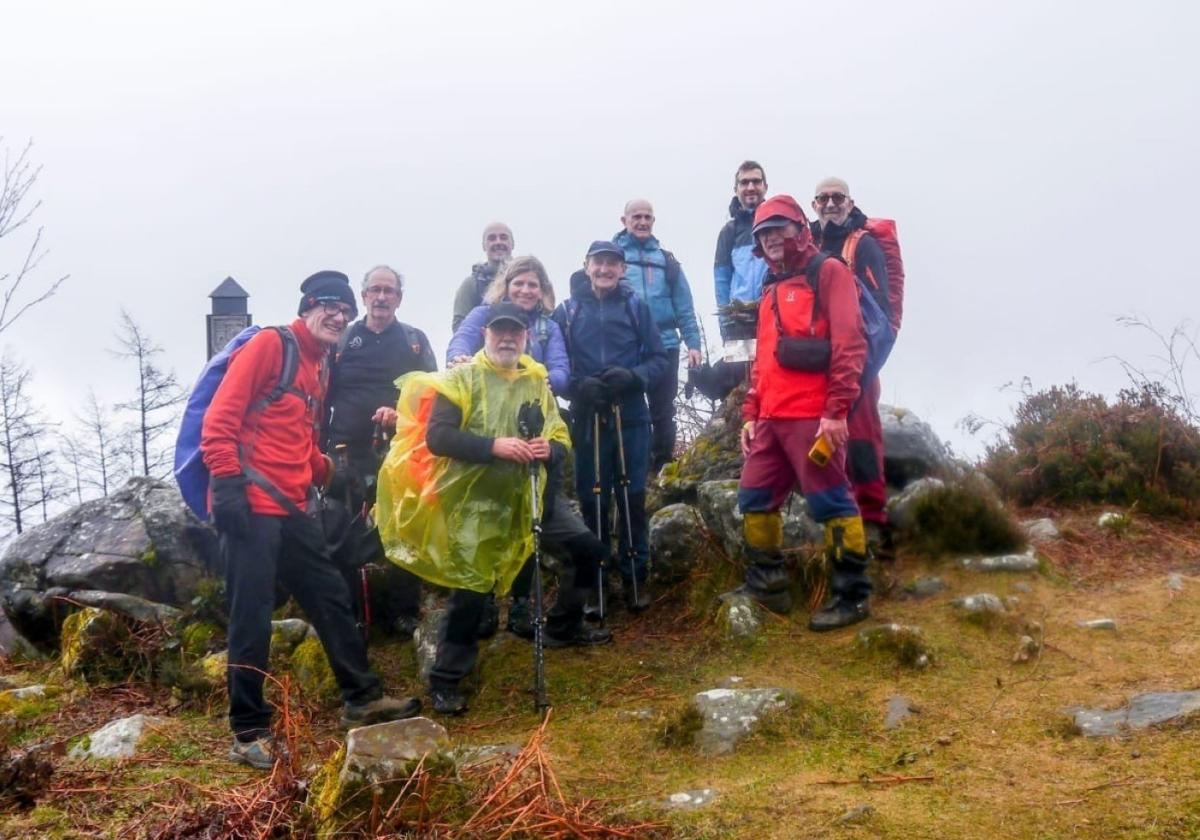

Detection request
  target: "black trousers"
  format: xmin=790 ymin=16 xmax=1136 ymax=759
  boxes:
xmin=223 ymin=512 xmax=381 ymax=737
xmin=647 ymin=346 xmax=681 ymax=470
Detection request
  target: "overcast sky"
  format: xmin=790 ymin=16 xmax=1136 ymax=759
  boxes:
xmin=3 ymin=0 xmax=1196 ymax=459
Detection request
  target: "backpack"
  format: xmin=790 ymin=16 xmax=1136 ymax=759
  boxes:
xmin=843 ymin=219 xmax=905 ymax=333
xmin=774 ymin=254 xmax=895 ymax=384
xmin=623 ymin=248 xmax=682 ymax=293
xmin=174 ymin=325 xmax=307 ymax=521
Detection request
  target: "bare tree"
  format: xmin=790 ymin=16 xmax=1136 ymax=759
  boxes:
xmin=0 ymin=138 xmax=68 ymax=335
xmin=112 ymin=310 xmax=184 ymax=478
xmin=0 ymin=353 xmax=57 ymax=534
xmin=60 ymin=389 xmax=127 ymax=499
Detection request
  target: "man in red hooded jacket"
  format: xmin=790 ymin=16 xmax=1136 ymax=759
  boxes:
xmin=202 ymin=270 xmax=420 ymax=770
xmin=735 ymin=196 xmax=873 ymax=631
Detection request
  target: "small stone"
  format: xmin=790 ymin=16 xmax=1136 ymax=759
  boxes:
xmin=717 ymin=675 xmax=745 ymax=688
xmin=1012 ymin=582 xmax=1033 ymax=594
xmin=664 ymin=788 xmax=717 ymax=810
xmin=1021 ymin=518 xmax=1061 ymax=543
xmin=692 ymin=688 xmax=792 ymax=755
xmin=716 ymin=592 xmax=763 ymax=639
xmin=450 ymin=743 xmax=520 ymax=769
xmin=1003 ymin=596 xmax=1021 ymax=610
xmin=70 ymin=714 xmax=168 ymax=760
xmin=1098 ymin=511 xmax=1127 ymax=529
xmin=1077 ymin=618 xmax=1117 ymax=631
xmin=1167 ymin=573 xmax=1184 ymax=592
xmin=904 ymin=577 xmax=949 ymax=600
xmin=960 ymin=552 xmax=1039 ymax=573
xmin=270 ymin=618 xmax=313 ymax=652
xmin=951 ymin=593 xmax=1006 ymax=615
xmin=618 ymin=708 xmax=656 ymax=721
xmin=936 ymin=735 xmax=953 ymax=746
xmin=1 ymin=684 xmax=47 ymax=701
xmin=837 ymin=804 xmax=875 ymax=825
xmin=884 ymin=695 xmax=918 ymax=730
xmin=1013 ymin=635 xmax=1040 ymax=663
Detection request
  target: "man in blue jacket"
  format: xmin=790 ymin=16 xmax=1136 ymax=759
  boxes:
xmin=614 ymin=199 xmax=703 ymax=472
xmin=554 ymin=241 xmax=668 ymax=612
xmin=714 ymin=160 xmax=770 ymax=340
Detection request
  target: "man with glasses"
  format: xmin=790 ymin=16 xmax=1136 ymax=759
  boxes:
xmin=202 ymin=270 xmax=421 ymax=771
xmin=324 ymin=265 xmax=437 ymax=638
xmin=810 ymin=177 xmax=897 ymax=557
xmin=714 ymin=160 xmax=770 ymax=339
xmin=452 ymin=222 xmax=515 ymax=331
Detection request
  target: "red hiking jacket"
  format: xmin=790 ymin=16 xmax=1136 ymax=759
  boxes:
xmin=743 ymin=251 xmax=866 ymax=422
xmin=201 ymin=319 xmax=330 ymax=516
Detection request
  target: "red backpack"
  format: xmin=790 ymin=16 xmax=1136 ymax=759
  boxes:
xmin=842 ymin=218 xmax=905 ymax=333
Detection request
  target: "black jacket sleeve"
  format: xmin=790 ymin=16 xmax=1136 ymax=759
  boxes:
xmin=426 ymin=395 xmax=494 ymax=463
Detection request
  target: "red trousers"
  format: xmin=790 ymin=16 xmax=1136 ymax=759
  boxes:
xmin=846 ymin=376 xmax=887 ymax=525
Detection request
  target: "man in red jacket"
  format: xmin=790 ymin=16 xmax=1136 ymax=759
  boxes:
xmin=202 ymin=270 xmax=420 ymax=770
xmin=736 ymin=196 xmax=873 ymax=631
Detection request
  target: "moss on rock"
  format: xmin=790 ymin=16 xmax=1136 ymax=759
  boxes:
xmin=290 ymin=636 xmax=338 ymax=701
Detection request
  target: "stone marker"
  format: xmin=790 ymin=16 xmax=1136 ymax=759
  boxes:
xmin=717 ymin=591 xmax=763 ymax=639
xmin=692 ymin=688 xmax=792 ymax=755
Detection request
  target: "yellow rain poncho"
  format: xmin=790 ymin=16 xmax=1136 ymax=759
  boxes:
xmin=375 ymin=352 xmax=570 ymax=595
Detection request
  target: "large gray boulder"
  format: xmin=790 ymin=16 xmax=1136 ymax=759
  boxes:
xmin=696 ymin=480 xmax=822 ymax=560
xmin=0 ymin=478 xmax=216 ymax=648
xmin=648 ymin=503 xmax=711 ymax=583
xmin=881 ymin=405 xmax=954 ymax=487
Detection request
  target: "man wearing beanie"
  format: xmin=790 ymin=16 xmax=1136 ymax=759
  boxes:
xmin=201 ymin=270 xmax=421 ymax=771
xmin=734 ymin=197 xmax=873 ymax=631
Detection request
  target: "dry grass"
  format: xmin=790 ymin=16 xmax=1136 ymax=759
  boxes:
xmin=3 ymin=507 xmax=1199 ymax=838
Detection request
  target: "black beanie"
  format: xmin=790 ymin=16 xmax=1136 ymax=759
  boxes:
xmin=298 ymin=270 xmax=358 ymax=319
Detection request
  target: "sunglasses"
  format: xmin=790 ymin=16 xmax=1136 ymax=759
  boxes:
xmin=814 ymin=192 xmax=847 ymax=207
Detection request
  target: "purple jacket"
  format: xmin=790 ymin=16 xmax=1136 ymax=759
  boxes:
xmin=445 ymin=304 xmax=570 ymax=395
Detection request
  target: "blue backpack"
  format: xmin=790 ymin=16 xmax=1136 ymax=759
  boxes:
xmin=174 ymin=325 xmax=303 ymax=521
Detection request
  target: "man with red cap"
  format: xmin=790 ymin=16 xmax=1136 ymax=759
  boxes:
xmin=735 ymin=196 xmax=873 ymax=631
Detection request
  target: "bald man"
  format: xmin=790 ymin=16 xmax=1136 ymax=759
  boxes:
xmin=451 ymin=222 xmax=515 ymax=331
xmin=612 ymin=199 xmax=703 ymax=472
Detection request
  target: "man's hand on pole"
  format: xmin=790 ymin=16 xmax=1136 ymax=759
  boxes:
xmin=528 ymin=437 xmax=552 ymax=461
xmin=371 ymin=406 xmax=398 ymax=429
xmin=492 ymin=436 xmax=537 ymax=464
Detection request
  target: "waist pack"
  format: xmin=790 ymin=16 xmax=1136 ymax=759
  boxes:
xmin=174 ymin=325 xmax=308 ymax=521
xmin=770 ymin=253 xmax=895 ymax=383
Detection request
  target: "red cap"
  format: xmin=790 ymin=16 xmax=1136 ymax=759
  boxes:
xmin=751 ymin=195 xmax=809 ymax=237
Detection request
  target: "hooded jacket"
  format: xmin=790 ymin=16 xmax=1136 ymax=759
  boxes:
xmin=450 ymin=262 xmax=501 ymax=332
xmin=612 ymin=230 xmax=702 ymax=352
xmin=552 ymin=281 xmax=668 ymax=425
xmin=743 ymin=241 xmax=867 ymax=423
xmin=201 ymin=318 xmax=330 ymax=515
xmin=714 ymin=195 xmax=770 ymax=309
xmin=446 ymin=303 xmax=570 ymax=395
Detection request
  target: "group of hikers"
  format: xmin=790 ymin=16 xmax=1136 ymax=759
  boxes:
xmin=186 ymin=160 xmax=904 ymax=770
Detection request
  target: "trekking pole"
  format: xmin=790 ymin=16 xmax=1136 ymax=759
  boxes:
xmin=611 ymin=403 xmax=640 ymax=608
xmin=592 ymin=409 xmax=605 ymax=621
xmin=518 ymin=401 xmax=550 ymax=717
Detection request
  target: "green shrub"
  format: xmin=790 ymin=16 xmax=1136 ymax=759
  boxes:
xmin=900 ymin=478 xmax=1025 ymax=558
xmin=982 ymin=383 xmax=1200 ymax=517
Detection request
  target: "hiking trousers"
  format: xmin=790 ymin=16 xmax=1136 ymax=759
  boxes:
xmin=647 ymin=346 xmax=681 ymax=471
xmin=222 ymin=512 xmax=382 ymax=738
xmin=846 ymin=375 xmax=887 ymax=525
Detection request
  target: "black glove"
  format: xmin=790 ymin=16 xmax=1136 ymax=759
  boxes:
xmin=599 ymin=366 xmax=640 ymax=395
xmin=211 ymin=474 xmax=250 ymax=536
xmin=576 ymin=376 xmax=612 ymax=408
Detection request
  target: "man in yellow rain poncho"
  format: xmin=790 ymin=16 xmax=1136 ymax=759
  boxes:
xmin=376 ymin=302 xmax=611 ymax=715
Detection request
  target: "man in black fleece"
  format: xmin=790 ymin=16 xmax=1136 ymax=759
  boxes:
xmin=424 ymin=303 xmax=611 ymax=715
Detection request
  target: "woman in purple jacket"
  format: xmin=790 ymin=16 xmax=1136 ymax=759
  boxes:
xmin=446 ymin=256 xmax=569 ymax=394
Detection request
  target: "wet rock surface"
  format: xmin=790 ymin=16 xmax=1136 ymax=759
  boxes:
xmin=66 ymin=590 xmax=182 ymax=624
xmin=691 ymin=687 xmax=792 ymax=755
xmin=880 ymin=405 xmax=954 ymax=486
xmin=70 ymin=714 xmax=168 ymax=760
xmin=1068 ymin=691 xmax=1200 ymax=737
xmin=648 ymin=503 xmax=712 ymax=583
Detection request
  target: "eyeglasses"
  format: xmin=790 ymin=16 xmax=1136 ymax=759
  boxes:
xmin=738 ymin=177 xmax=764 ymax=188
xmin=814 ymin=192 xmax=847 ymax=206
xmin=364 ymin=285 xmax=399 ymax=297
xmin=321 ymin=302 xmax=354 ymax=319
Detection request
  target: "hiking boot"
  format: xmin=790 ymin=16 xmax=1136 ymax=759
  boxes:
xmin=624 ymin=579 xmax=651 ymax=613
xmin=506 ymin=597 xmax=535 ymax=639
xmin=865 ymin=522 xmax=895 ymax=562
xmin=340 ymin=694 xmax=422 ymax=729
xmin=730 ymin=583 xmax=793 ymax=615
xmin=808 ymin=596 xmax=870 ymax=632
xmin=545 ymin=622 xmax=613 ymax=648
xmin=429 ymin=686 xmax=468 ymax=716
xmin=476 ymin=593 xmax=499 ymax=639
xmin=228 ymin=734 xmax=287 ymax=771
xmin=392 ymin=613 xmax=420 ymax=641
